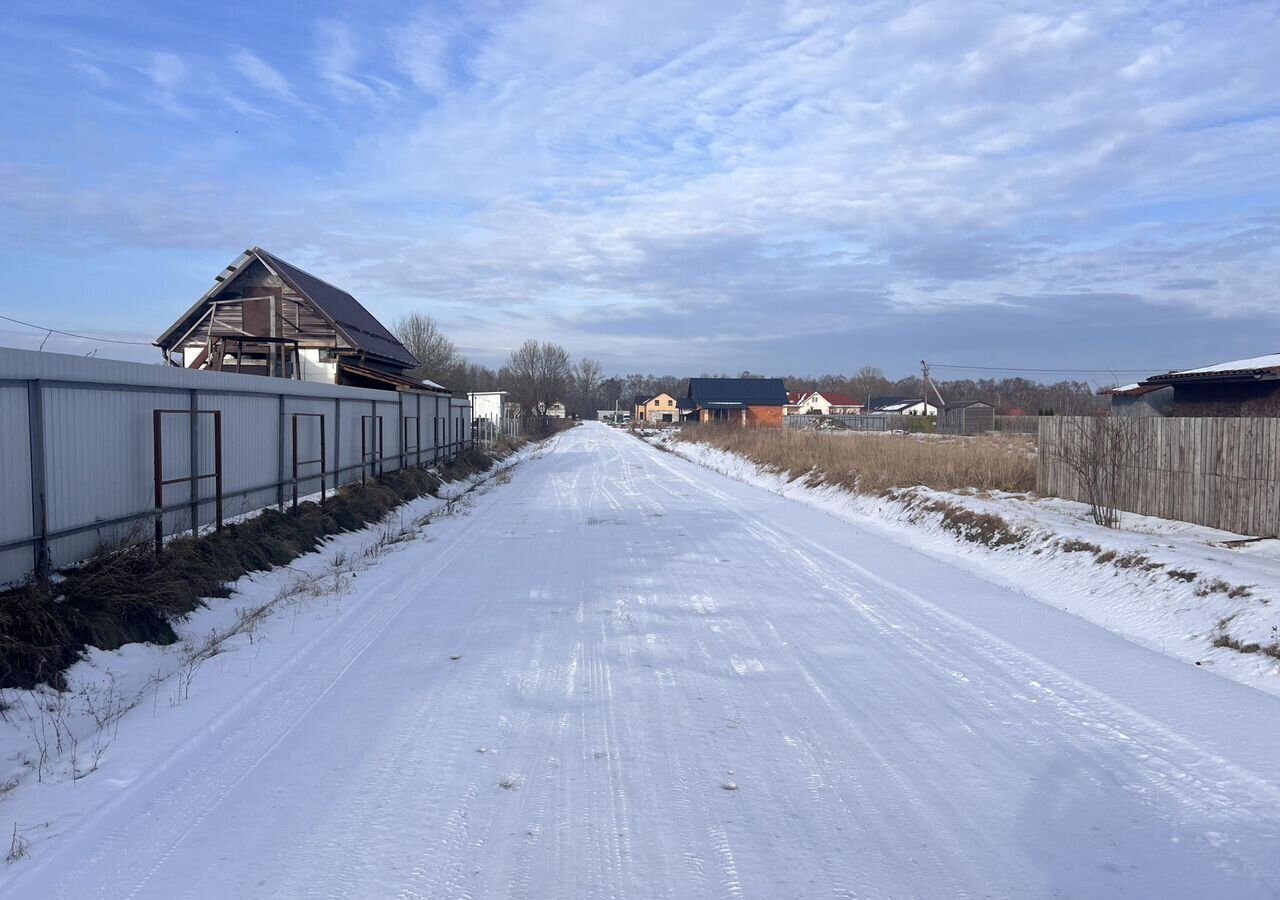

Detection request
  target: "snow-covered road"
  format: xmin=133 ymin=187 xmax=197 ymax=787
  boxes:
xmin=10 ymin=422 xmax=1280 ymax=899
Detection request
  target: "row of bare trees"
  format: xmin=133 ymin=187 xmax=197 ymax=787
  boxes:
xmin=393 ymin=314 xmax=612 ymax=418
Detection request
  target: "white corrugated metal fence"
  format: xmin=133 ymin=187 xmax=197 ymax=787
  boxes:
xmin=0 ymin=348 xmax=472 ymax=585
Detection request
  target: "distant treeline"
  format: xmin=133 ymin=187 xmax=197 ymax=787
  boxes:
xmin=390 ymin=316 xmax=1104 ymax=418
xmin=579 ymin=368 xmax=1104 ymax=418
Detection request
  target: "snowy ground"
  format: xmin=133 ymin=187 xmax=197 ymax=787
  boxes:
xmin=3 ymin=422 xmax=1280 ymax=898
xmin=657 ymin=431 xmax=1280 ymax=697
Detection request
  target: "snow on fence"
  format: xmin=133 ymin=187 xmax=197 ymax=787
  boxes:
xmin=1038 ymin=415 xmax=1280 ymax=537
xmin=0 ymin=347 xmax=472 ymax=585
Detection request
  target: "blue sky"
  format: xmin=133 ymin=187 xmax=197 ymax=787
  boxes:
xmin=1 ymin=0 xmax=1278 ymax=383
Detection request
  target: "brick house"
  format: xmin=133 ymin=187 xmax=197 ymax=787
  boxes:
xmin=685 ymin=377 xmax=788 ymax=427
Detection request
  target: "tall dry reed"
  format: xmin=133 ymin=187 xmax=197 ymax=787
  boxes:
xmin=676 ymin=427 xmax=1036 ymax=494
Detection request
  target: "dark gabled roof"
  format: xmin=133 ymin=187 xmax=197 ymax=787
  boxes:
xmin=633 ymin=393 xmax=653 ymax=407
xmin=687 ymin=377 xmax=788 ymax=406
xmin=676 ymin=397 xmax=697 ymax=410
xmin=254 ymin=248 xmax=418 ymax=370
xmin=156 ymin=248 xmax=419 ymax=372
xmin=1144 ymin=353 xmax=1280 ymax=385
xmin=943 ymin=400 xmax=993 ymax=410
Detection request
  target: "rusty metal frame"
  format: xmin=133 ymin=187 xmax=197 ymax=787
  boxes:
xmin=291 ymin=413 xmax=327 ymax=509
xmin=153 ymin=408 xmax=223 ymax=555
xmin=402 ymin=416 xmax=420 ymax=468
xmin=360 ymin=414 xmax=384 ymax=482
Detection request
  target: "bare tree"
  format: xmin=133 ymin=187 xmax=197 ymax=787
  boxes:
xmin=392 ymin=313 xmax=465 ymax=390
xmin=504 ymin=340 xmax=573 ymax=417
xmin=1048 ymin=415 xmax=1146 ymax=527
xmin=572 ymin=358 xmax=603 ymax=418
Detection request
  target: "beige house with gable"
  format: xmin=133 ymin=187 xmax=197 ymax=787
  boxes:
xmin=639 ymin=392 xmax=679 ymax=423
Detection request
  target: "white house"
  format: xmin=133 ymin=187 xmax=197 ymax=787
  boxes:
xmin=790 ymin=390 xmax=864 ymax=416
xmin=467 ymin=390 xmax=508 ymax=422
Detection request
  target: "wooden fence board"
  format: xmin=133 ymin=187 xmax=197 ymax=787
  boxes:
xmin=1037 ymin=416 xmax=1279 ymax=537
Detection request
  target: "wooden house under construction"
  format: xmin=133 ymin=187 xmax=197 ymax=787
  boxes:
xmin=155 ymin=247 xmax=445 ymax=394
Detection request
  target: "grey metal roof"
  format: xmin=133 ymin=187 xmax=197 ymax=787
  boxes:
xmin=254 ymin=249 xmax=418 ymax=370
xmin=687 ymin=377 xmax=788 ymax=406
xmin=943 ymin=400 xmax=992 ymax=410
xmin=869 ymin=395 xmax=915 ymax=409
xmin=1144 ymin=352 xmax=1280 ymax=385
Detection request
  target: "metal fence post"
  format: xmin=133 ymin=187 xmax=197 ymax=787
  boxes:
xmin=277 ymin=394 xmax=286 ymax=511
xmin=188 ymin=388 xmax=199 ymax=538
xmin=26 ymin=380 xmax=49 ymax=578
xmin=333 ymin=397 xmax=341 ymax=490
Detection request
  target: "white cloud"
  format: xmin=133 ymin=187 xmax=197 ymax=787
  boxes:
xmin=5 ymin=0 xmax=1280 ymax=372
xmin=316 ymin=21 xmax=384 ymax=104
xmin=70 ymin=60 xmax=111 ymax=87
xmin=146 ymin=51 xmax=186 ymax=91
xmin=231 ymin=48 xmax=296 ymax=102
xmin=393 ymin=11 xmax=452 ymax=95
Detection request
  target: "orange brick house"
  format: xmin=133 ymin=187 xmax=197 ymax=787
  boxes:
xmin=685 ymin=377 xmax=788 ymax=427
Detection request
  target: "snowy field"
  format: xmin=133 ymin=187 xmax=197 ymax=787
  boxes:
xmin=3 ymin=422 xmax=1280 ymax=898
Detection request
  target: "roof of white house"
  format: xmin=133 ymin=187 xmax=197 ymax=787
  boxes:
xmin=1170 ymin=354 xmax=1280 ymax=375
xmin=1145 ymin=353 xmax=1280 ymax=384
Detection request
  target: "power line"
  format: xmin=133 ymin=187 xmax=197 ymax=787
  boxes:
xmin=928 ymin=363 xmax=1168 ymax=375
xmin=0 ymin=313 xmax=154 ymax=346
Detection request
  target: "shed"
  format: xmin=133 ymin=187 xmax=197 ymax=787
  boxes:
xmin=939 ymin=400 xmax=994 ymax=434
xmin=1098 ymin=383 xmax=1174 ymax=418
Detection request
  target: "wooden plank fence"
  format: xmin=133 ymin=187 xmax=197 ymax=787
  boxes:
xmin=1038 ymin=416 xmax=1280 ymax=537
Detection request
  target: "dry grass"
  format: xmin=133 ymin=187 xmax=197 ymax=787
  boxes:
xmin=676 ymin=427 xmax=1036 ymax=495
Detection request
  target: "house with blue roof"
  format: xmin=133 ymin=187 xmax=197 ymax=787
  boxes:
xmin=684 ymin=377 xmax=788 ymax=427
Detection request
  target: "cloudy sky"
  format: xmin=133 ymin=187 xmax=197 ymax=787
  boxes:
xmin=1 ymin=0 xmax=1278 ymax=383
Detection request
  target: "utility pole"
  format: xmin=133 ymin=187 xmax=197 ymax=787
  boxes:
xmin=921 ymin=360 xmax=946 ymax=412
xmin=921 ymin=360 xmax=928 ymax=415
